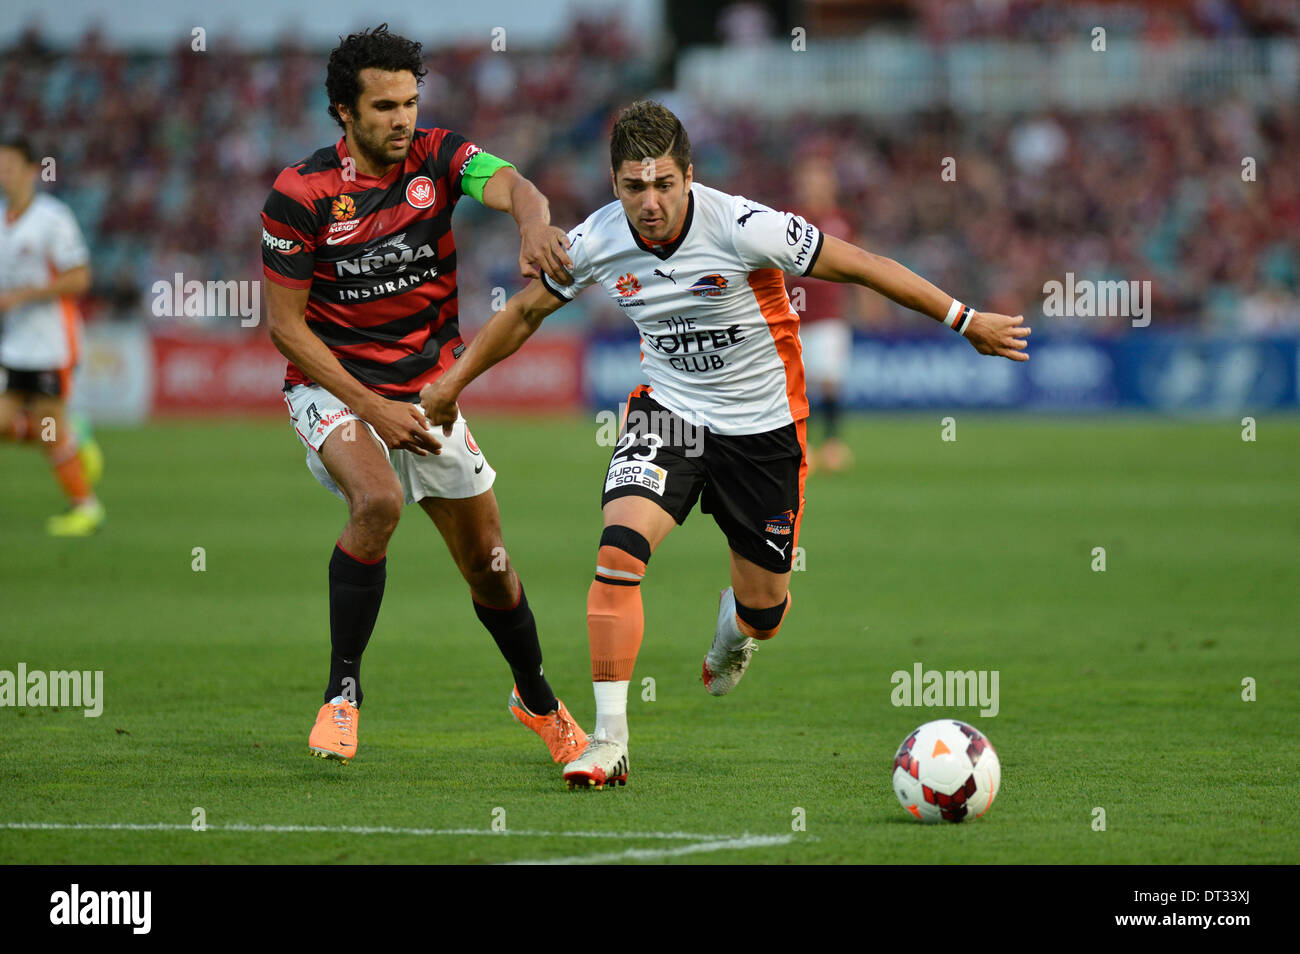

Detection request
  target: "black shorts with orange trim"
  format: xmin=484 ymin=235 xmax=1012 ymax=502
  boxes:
xmin=3 ymin=366 xmax=68 ymax=399
xmin=600 ymin=389 xmax=806 ymax=573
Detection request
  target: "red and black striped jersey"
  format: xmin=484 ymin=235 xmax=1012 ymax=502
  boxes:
xmin=261 ymin=128 xmax=487 ymax=398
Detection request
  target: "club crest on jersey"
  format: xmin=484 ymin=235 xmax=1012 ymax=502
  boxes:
xmin=763 ymin=510 xmax=795 ymax=536
xmin=406 ymin=176 xmax=436 ymax=209
xmin=331 ymin=195 xmax=357 ymax=221
xmin=689 ymin=274 xmax=728 ymax=297
xmin=615 ymin=273 xmax=641 ymax=297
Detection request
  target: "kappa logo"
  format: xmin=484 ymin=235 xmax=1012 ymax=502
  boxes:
xmin=406 ymin=176 xmax=436 ymax=209
xmin=689 ymin=274 xmax=728 ymax=297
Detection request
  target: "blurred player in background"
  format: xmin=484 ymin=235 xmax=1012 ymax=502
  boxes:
xmin=0 ymin=137 xmax=104 ymax=536
xmin=786 ymin=154 xmax=856 ymax=473
xmin=261 ymin=25 xmax=586 ymax=765
xmin=421 ymin=101 xmax=1030 ymax=788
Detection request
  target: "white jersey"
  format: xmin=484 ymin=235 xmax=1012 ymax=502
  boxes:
xmin=542 ymin=183 xmax=823 ymax=435
xmin=0 ymin=193 xmax=90 ymax=370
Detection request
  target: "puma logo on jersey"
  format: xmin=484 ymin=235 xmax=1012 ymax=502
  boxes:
xmin=654 ymin=268 xmax=677 ymax=283
xmin=737 ymin=206 xmax=766 ymax=226
xmin=764 ymin=540 xmax=791 ymax=558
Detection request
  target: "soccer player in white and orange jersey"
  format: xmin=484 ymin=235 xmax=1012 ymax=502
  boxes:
xmin=421 ymin=101 xmax=1030 ymax=788
xmin=0 ymin=137 xmax=104 ymax=536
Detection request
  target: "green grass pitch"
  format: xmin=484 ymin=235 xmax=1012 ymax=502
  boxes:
xmin=1 ymin=413 xmax=1296 ymax=864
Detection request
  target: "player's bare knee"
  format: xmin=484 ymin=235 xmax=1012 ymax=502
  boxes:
xmin=460 ymin=545 xmax=512 ymax=593
xmin=350 ymin=489 xmax=402 ymax=539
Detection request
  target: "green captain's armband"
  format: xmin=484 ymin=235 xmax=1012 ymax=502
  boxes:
xmin=460 ymin=151 xmax=514 ymax=203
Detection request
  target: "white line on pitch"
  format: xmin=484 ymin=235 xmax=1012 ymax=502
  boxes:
xmin=505 ymin=834 xmax=797 ymax=865
xmin=0 ymin=822 xmax=739 ymax=842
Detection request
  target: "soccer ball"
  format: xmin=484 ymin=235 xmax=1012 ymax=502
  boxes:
xmin=892 ymin=719 xmax=1000 ymax=823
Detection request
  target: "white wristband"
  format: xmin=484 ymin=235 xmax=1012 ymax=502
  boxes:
xmin=943 ymin=299 xmax=962 ymax=327
xmin=954 ymin=306 xmax=975 ymax=336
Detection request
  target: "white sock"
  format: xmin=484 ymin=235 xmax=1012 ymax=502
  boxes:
xmin=719 ymin=604 xmax=749 ymax=651
xmin=593 ymin=680 xmax=629 ymax=745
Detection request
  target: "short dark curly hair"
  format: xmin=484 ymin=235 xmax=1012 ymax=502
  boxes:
xmin=325 ymin=23 xmax=427 ymax=130
xmin=609 ymin=100 xmax=691 ymax=177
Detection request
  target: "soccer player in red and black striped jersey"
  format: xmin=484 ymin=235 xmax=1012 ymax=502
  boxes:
xmin=261 ymin=24 xmax=586 ymax=765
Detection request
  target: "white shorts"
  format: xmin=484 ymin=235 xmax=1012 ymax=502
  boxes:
xmin=800 ymin=320 xmax=852 ymax=386
xmin=284 ymin=383 xmax=496 ymax=505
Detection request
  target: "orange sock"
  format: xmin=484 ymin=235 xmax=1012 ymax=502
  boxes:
xmin=587 ymin=541 xmax=648 ymax=681
xmin=49 ymin=439 xmax=92 ymax=505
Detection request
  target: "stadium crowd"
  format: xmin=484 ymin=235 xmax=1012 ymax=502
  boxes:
xmin=2 ymin=3 xmax=1296 ymax=335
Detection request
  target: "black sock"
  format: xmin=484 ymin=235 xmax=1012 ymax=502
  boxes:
xmin=823 ymin=394 xmax=842 ymax=441
xmin=474 ymin=585 xmax=557 ymax=714
xmin=326 ymin=544 xmax=386 ymax=706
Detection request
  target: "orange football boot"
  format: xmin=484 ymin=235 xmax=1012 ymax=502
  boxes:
xmin=508 ymin=687 xmax=588 ymax=764
xmin=308 ymin=697 xmax=359 ymax=762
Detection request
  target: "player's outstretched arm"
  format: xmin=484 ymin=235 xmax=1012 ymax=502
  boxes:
xmin=0 ymin=264 xmax=91 ymax=311
xmin=420 ymin=279 xmax=567 ymax=433
xmin=480 ymin=167 xmax=574 ymax=287
xmin=808 ymin=235 xmax=1030 ymax=361
xmin=266 ymin=281 xmax=442 ymax=456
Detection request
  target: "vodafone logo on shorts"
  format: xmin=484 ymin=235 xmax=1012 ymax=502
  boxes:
xmin=406 ymin=176 xmax=436 ymax=209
